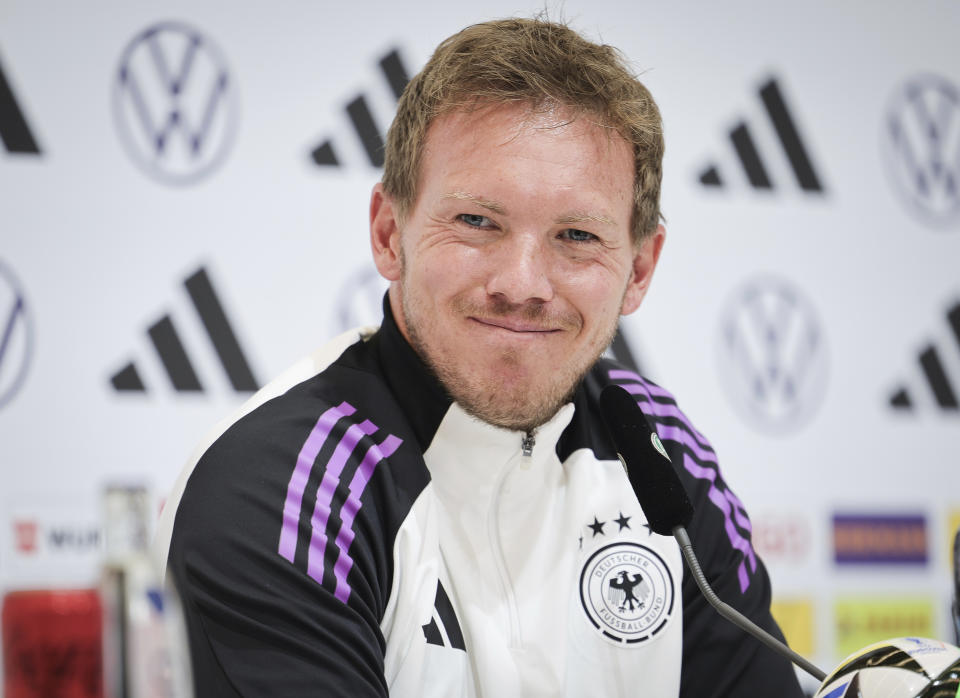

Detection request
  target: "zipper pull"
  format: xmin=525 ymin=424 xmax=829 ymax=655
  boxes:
xmin=521 ymin=432 xmax=535 ymax=457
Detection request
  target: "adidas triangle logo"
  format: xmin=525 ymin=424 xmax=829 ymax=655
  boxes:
xmin=698 ymin=76 xmax=824 ymax=194
xmin=310 ymin=48 xmax=409 ymax=168
xmin=110 ymin=267 xmax=259 ymax=394
xmin=0 ymin=52 xmax=42 ymax=155
xmin=889 ymin=300 xmax=960 ymax=412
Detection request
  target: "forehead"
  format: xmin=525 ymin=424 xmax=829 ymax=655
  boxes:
xmin=423 ymin=102 xmax=631 ymax=164
xmin=418 ymin=103 xmax=635 ymax=211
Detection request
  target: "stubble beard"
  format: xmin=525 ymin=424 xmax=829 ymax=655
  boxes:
xmin=399 ymin=266 xmax=620 ymax=433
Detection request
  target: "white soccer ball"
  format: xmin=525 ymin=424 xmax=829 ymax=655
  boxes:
xmin=814 ymin=637 xmax=960 ymax=697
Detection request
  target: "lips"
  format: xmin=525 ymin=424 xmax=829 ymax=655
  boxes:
xmin=470 ymin=316 xmax=560 ymax=333
xmin=452 ymin=295 xmax=581 ymax=335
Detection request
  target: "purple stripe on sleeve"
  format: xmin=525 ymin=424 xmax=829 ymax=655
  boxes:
xmin=306 ymin=419 xmax=379 ymax=584
xmin=332 ymin=434 xmax=403 ymax=603
xmin=683 ymin=453 xmax=758 ymax=593
xmin=611 ymin=368 xmax=758 ymax=593
xmin=725 ymin=489 xmax=752 ymax=533
xmin=617 ymin=383 xmax=712 ymax=449
xmin=278 ymin=402 xmax=355 ymax=563
xmin=654 ymin=424 xmax=718 ymax=466
xmin=609 ymin=371 xmax=711 ymax=446
xmin=608 ymin=369 xmax=642 ymax=382
xmin=644 ymin=382 xmax=677 ymax=400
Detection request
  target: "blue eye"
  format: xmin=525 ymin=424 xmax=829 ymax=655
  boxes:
xmin=562 ymin=229 xmax=597 ymax=242
xmin=458 ymin=213 xmax=492 ymax=227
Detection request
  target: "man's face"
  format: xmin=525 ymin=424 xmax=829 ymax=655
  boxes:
xmin=371 ymin=103 xmax=664 ymax=432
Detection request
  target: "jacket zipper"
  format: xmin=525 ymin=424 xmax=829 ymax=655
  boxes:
xmin=488 ymin=433 xmax=535 ymax=648
xmin=521 ymin=432 xmax=535 ymax=457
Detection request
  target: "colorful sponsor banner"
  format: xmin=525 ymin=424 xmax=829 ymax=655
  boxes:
xmin=770 ymin=598 xmax=814 ymax=658
xmin=834 ymin=598 xmax=936 ymax=660
xmin=832 ymin=514 xmax=928 ymax=565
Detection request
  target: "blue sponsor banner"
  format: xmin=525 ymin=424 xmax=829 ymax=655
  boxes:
xmin=832 ymin=514 xmax=928 ymax=565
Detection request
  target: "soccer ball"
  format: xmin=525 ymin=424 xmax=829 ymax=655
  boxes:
xmin=814 ymin=637 xmax=960 ymax=697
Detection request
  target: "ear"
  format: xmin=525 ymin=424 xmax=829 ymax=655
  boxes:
xmin=370 ymin=183 xmax=403 ymax=281
xmin=620 ymin=224 xmax=666 ymax=315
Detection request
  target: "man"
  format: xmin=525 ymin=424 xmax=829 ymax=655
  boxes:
xmin=156 ymin=18 xmax=804 ymax=697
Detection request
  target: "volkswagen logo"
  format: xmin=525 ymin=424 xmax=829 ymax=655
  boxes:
xmin=716 ymin=276 xmax=828 ymax=433
xmin=882 ymin=73 xmax=960 ymax=229
xmin=0 ymin=261 xmax=33 ymax=410
xmin=112 ymin=21 xmax=238 ymax=185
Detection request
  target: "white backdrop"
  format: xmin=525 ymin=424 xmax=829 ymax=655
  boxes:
xmin=2 ymin=0 xmax=959 ymax=691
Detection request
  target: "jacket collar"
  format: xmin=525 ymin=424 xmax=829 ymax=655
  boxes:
xmin=373 ymin=294 xmax=453 ymax=453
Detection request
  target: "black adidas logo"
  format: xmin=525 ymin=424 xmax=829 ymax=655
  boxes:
xmin=889 ymin=300 xmax=960 ymax=412
xmin=110 ymin=267 xmax=259 ymax=394
xmin=698 ymin=77 xmax=824 ymax=193
xmin=421 ymin=581 xmax=466 ymax=651
xmin=311 ymin=48 xmax=410 ymax=168
xmin=0 ymin=53 xmax=42 ymax=155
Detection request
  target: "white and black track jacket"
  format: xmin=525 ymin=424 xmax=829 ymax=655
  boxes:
xmin=155 ymin=301 xmax=803 ymax=697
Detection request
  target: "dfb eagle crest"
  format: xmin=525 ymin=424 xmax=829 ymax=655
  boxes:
xmin=579 ymin=542 xmax=676 ymax=645
xmin=607 ymin=570 xmax=650 ymax=612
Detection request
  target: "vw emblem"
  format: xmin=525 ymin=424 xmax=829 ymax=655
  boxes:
xmin=881 ymin=74 xmax=960 ymax=228
xmin=716 ymin=276 xmax=828 ymax=433
xmin=0 ymin=261 xmax=33 ymax=410
xmin=112 ymin=21 xmax=238 ymax=185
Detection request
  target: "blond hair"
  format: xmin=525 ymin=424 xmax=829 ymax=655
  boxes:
xmin=382 ymin=18 xmax=664 ymax=243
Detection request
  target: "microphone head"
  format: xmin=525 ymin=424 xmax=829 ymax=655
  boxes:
xmin=599 ymin=384 xmax=694 ymax=535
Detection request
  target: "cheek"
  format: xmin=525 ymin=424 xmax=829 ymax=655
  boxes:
xmin=563 ymin=268 xmax=628 ymax=319
xmin=411 ymin=247 xmax=480 ymax=300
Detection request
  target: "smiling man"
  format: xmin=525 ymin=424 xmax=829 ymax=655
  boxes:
xmin=372 ymin=103 xmax=656 ymax=433
xmin=157 ymin=18 xmax=803 ymax=698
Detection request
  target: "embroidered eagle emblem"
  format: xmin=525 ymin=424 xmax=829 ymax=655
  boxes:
xmin=607 ymin=570 xmax=650 ymax=612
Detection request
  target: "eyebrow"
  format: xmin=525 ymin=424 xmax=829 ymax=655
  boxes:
xmin=442 ymin=191 xmax=617 ymax=227
xmin=442 ymin=191 xmax=507 ymax=214
xmin=556 ymin=212 xmax=616 ymax=227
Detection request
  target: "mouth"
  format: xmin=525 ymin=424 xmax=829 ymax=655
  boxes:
xmin=469 ymin=316 xmax=561 ymax=334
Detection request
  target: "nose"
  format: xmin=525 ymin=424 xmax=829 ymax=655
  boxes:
xmin=483 ymin=232 xmax=555 ymax=305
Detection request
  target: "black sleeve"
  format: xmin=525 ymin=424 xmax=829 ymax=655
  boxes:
xmin=675 ymin=448 xmax=804 ymax=697
xmin=167 ymin=402 xmax=394 ymax=697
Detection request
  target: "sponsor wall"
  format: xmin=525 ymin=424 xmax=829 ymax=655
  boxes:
xmin=1 ymin=0 xmax=958 ymax=691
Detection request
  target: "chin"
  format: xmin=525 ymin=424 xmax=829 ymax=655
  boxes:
xmin=464 ymin=370 xmax=578 ymax=430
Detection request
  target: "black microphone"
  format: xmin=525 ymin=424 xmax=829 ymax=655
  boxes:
xmin=598 ymin=384 xmax=827 ymax=682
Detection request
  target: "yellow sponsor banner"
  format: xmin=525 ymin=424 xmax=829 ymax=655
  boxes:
xmin=770 ymin=599 xmax=814 ymax=658
xmin=834 ymin=598 xmax=935 ymax=660
xmin=947 ymin=510 xmax=960 ymax=568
